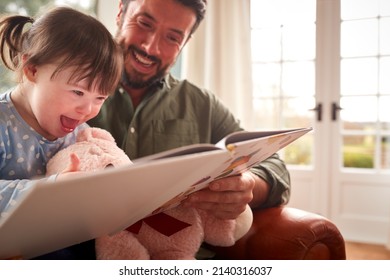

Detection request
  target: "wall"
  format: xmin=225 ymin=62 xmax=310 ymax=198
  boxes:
xmin=97 ymin=0 xmax=117 ymax=35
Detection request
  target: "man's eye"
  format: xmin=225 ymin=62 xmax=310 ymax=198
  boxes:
xmin=138 ymin=19 xmax=152 ymax=29
xmin=167 ymin=35 xmax=180 ymax=44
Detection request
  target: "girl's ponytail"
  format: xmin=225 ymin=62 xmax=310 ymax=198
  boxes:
xmin=0 ymin=15 xmax=34 ymax=70
xmin=0 ymin=7 xmax=122 ymax=94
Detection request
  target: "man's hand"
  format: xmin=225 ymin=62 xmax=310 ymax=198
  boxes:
xmin=182 ymin=171 xmax=258 ymax=219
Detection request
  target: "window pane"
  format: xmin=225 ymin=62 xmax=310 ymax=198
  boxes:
xmin=382 ymin=135 xmax=390 ymax=169
xmin=379 ymin=96 xmax=390 ymax=129
xmin=0 ymin=0 xmax=96 ymax=15
xmin=284 ymin=133 xmax=313 ymax=166
xmin=343 ymin=135 xmax=375 ymax=169
xmin=252 ymin=96 xmax=314 ymax=130
xmin=251 ymin=0 xmax=315 ymax=168
xmin=252 ymin=99 xmax=281 ymax=129
xmin=341 ymin=0 xmax=379 ymax=20
xmin=380 ymin=17 xmax=390 ymax=55
xmin=282 ymin=62 xmax=315 ymax=97
xmin=380 ymin=0 xmax=390 ymax=16
xmin=341 ymin=96 xmax=377 ymax=131
xmin=251 ymin=0 xmax=315 ymax=28
xmin=283 ymin=97 xmax=314 ymax=127
xmin=280 ymin=97 xmax=315 ymax=166
xmin=251 ymin=24 xmax=316 ymax=62
xmin=341 ymin=58 xmax=378 ymax=95
xmin=55 ymin=0 xmax=96 ymax=11
xmin=283 ymin=24 xmax=316 ymax=60
xmin=251 ymin=28 xmax=281 ymax=62
xmin=340 ymin=1 xmax=390 ymax=171
xmin=380 ymin=57 xmax=390 ymax=93
xmin=341 ymin=19 xmax=378 ymax=57
xmin=252 ymin=63 xmax=281 ymax=98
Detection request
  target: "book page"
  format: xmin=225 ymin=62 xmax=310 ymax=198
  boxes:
xmin=212 ymin=127 xmax=312 ymax=180
xmin=216 ymin=127 xmax=312 ymax=147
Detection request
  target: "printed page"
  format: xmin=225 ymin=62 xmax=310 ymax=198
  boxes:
xmin=216 ymin=127 xmax=312 ymax=148
xmin=212 ymin=127 xmax=312 ymax=180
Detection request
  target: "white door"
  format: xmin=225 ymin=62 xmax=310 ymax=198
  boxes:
xmin=251 ymin=0 xmax=390 ymax=244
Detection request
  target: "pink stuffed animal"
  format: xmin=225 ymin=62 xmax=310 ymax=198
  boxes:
xmin=46 ymin=127 xmax=253 ymax=260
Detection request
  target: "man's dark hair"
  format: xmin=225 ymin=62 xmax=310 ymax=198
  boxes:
xmin=121 ymin=0 xmax=207 ymax=34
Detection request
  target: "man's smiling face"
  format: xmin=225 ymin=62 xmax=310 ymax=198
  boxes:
xmin=116 ymin=0 xmax=196 ymax=89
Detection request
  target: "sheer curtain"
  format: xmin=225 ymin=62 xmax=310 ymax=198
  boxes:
xmin=181 ymin=0 xmax=254 ymax=129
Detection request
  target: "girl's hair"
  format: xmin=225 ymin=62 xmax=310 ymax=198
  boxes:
xmin=0 ymin=6 xmax=123 ymax=95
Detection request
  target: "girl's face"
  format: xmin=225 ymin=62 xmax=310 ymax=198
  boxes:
xmin=20 ymin=63 xmax=107 ymax=140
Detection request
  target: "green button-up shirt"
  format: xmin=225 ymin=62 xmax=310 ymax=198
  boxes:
xmin=89 ymin=74 xmax=290 ymax=208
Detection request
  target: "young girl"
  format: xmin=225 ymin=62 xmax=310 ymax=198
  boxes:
xmin=0 ymin=7 xmax=123 ymax=258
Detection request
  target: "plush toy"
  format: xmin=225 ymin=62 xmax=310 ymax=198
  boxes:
xmin=46 ymin=127 xmax=253 ymax=260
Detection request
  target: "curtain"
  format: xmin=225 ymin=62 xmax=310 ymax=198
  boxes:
xmin=181 ymin=0 xmax=254 ymax=129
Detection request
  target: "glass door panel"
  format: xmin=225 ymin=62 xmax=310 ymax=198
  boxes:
xmin=250 ymin=0 xmax=316 ymax=167
xmin=250 ymin=0 xmax=390 ymax=244
xmin=340 ymin=0 xmax=390 ymax=171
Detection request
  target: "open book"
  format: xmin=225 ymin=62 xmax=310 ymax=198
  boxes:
xmin=0 ymin=127 xmax=311 ymax=259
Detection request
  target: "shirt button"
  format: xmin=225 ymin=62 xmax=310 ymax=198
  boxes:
xmin=130 ymin=127 xmax=136 ymax=133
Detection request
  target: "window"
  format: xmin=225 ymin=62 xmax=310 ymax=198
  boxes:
xmin=340 ymin=0 xmax=390 ymax=169
xmin=250 ymin=0 xmax=390 ymax=170
xmin=250 ymin=0 xmax=316 ymax=166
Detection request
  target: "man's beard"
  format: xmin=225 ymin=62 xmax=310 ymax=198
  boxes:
xmin=122 ymin=45 xmax=169 ymax=89
xmin=122 ymin=66 xmax=167 ymax=89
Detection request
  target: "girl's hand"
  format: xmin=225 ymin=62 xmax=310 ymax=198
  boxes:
xmin=55 ymin=153 xmax=85 ymax=181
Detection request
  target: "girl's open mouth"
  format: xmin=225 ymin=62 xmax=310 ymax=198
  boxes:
xmin=60 ymin=116 xmax=79 ymax=132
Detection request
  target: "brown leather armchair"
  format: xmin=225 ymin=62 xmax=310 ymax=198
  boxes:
xmin=207 ymin=206 xmax=346 ymax=260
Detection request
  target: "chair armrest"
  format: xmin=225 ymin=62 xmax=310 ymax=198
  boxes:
xmin=208 ymin=206 xmax=346 ymax=260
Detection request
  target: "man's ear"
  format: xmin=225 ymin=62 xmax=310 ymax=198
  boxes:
xmin=116 ymin=1 xmax=123 ymax=27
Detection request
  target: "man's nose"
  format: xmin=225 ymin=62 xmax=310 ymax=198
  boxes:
xmin=141 ymin=33 xmax=161 ymax=56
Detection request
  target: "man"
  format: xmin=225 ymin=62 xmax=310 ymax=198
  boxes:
xmin=89 ymin=0 xmax=290 ymax=220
